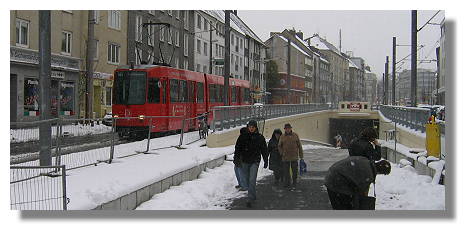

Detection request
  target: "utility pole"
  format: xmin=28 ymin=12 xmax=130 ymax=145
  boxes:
xmin=435 ymin=47 xmax=440 ymax=105
xmin=223 ymin=10 xmax=231 ymax=105
xmin=392 ymin=37 xmax=396 ymax=106
xmin=86 ymin=10 xmax=95 ymax=119
xmin=209 ymin=22 xmax=213 ymax=74
xmin=385 ymin=56 xmax=389 ymax=105
xmin=382 ymin=73 xmax=385 ymax=105
xmin=39 ymin=10 xmax=52 ymax=166
xmin=411 ymin=10 xmax=418 ymax=107
xmin=287 ymin=36 xmax=291 ymax=104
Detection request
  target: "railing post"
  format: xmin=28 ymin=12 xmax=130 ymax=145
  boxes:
xmin=109 ymin=116 xmax=116 ymax=163
xmin=146 ymin=118 xmax=153 ymax=152
xmin=61 ymin=165 xmax=67 ymax=210
xmin=55 ymin=118 xmax=62 ymax=167
xmin=179 ymin=118 xmax=185 ymax=147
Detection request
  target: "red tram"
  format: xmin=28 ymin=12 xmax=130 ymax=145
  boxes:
xmin=112 ymin=65 xmax=251 ymax=138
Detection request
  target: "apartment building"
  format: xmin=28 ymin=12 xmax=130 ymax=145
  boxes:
xmin=11 ymin=10 xmax=82 ymax=122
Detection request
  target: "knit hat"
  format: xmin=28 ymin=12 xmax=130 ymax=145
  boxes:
xmin=284 ymin=123 xmax=292 ymax=129
xmin=247 ymin=120 xmax=258 ymax=128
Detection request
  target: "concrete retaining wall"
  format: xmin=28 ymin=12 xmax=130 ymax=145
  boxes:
xmin=93 ymin=156 xmax=227 ymax=210
xmin=207 ymin=110 xmax=381 ymax=148
xmin=208 ymin=110 xmax=335 ymax=148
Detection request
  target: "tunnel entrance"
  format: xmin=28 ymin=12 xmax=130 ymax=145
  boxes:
xmin=329 ymin=118 xmax=380 ymax=148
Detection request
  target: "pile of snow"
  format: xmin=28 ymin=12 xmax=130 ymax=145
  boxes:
xmin=376 ymin=163 xmax=445 ymax=210
xmin=136 ymin=163 xmax=271 ymax=210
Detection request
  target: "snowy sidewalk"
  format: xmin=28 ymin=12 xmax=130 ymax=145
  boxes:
xmin=63 ymin=141 xmax=234 ymax=210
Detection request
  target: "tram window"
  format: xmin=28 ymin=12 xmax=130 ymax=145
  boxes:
xmin=147 ymin=78 xmax=160 ymax=103
xmin=243 ymin=88 xmax=250 ymax=102
xmin=209 ymin=84 xmax=217 ymax=102
xmin=188 ymin=81 xmax=194 ymax=102
xmin=231 ymin=87 xmax=237 ymax=103
xmin=170 ymin=79 xmax=179 ymax=103
xmin=162 ymin=80 xmax=167 ymax=104
xmin=364 ymin=104 xmax=368 ymax=109
xmin=180 ymin=80 xmax=187 ymax=102
xmin=197 ymin=82 xmax=204 ymax=103
xmin=218 ymin=85 xmax=223 ymax=102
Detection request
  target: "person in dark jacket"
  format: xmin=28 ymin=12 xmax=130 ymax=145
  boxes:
xmin=268 ymin=129 xmax=283 ymax=185
xmin=324 ymin=157 xmax=391 ymax=210
xmin=348 ymin=127 xmax=381 ymax=161
xmin=238 ymin=120 xmax=269 ymax=208
xmin=234 ymin=127 xmax=248 ymax=191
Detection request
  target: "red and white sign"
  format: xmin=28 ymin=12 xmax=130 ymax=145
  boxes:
xmin=349 ymin=103 xmax=361 ymax=112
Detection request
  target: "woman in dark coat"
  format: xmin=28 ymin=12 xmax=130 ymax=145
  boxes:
xmin=268 ymin=129 xmax=283 ymax=185
xmin=348 ymin=127 xmax=381 ymax=161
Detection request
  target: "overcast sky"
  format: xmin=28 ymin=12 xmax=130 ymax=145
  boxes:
xmin=238 ymin=10 xmax=444 ymax=77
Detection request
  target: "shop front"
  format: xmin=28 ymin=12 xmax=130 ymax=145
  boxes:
xmin=10 ymin=46 xmax=80 ymax=122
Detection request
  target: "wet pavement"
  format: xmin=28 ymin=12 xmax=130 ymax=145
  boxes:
xmin=228 ymin=146 xmax=349 ymax=210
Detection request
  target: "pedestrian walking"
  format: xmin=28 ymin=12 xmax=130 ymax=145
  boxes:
xmin=324 ymin=157 xmax=391 ymax=210
xmin=278 ymin=123 xmax=303 ymax=189
xmin=348 ymin=127 xmax=381 ymax=161
xmin=234 ymin=127 xmax=248 ymax=191
xmin=334 ymin=133 xmax=343 ymax=148
xmin=267 ymin=129 xmax=283 ymax=186
xmin=238 ymin=120 xmax=268 ymax=208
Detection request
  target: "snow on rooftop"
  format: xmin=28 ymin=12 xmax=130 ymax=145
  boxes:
xmin=204 ymin=10 xmax=245 ymax=35
xmin=277 ymin=34 xmax=311 ymax=57
xmin=348 ymin=58 xmax=359 ymax=69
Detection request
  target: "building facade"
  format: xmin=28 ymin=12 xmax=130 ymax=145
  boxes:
xmin=436 ymin=19 xmax=446 ymax=105
xmin=86 ymin=10 xmax=128 ymax=118
xmin=265 ymin=29 xmax=315 ymax=104
xmin=10 ymin=10 xmax=130 ymax=122
xmin=309 ymin=35 xmax=348 ymax=105
xmin=127 ymin=10 xmax=194 ymax=71
xmin=365 ymin=72 xmax=378 ymax=105
xmin=11 ymin=10 xmax=81 ymax=122
xmin=397 ymin=69 xmax=436 ymax=105
xmin=351 ymin=56 xmax=366 ymax=100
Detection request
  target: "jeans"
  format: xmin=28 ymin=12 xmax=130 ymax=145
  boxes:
xmin=234 ymin=165 xmax=247 ymax=189
xmin=241 ymin=162 xmax=259 ymax=201
xmin=283 ymin=160 xmax=298 ymax=186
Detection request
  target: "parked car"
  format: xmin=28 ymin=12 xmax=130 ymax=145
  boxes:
xmin=102 ymin=112 xmax=113 ymax=126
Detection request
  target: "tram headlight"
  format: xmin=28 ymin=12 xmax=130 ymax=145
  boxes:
xmin=138 ymin=115 xmax=145 ymax=120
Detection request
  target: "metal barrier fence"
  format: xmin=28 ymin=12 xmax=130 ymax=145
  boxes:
xmin=10 ymin=114 xmax=210 ymax=170
xmin=211 ymin=103 xmax=330 ymax=132
xmin=379 ymin=105 xmax=445 ymax=134
xmin=10 ymin=165 xmax=67 ymax=210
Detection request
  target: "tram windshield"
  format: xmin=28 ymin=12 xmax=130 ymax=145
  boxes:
xmin=113 ymin=71 xmax=146 ymax=105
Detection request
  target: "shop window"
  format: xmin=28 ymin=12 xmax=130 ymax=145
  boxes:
xmin=60 ymin=82 xmax=75 ymax=115
xmin=23 ymin=78 xmax=39 ymax=116
xmin=106 ymin=87 xmax=112 ymax=106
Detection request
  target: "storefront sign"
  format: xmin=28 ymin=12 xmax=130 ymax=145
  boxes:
xmin=51 ymin=70 xmax=65 ymax=79
xmin=10 ymin=46 xmax=80 ymax=71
